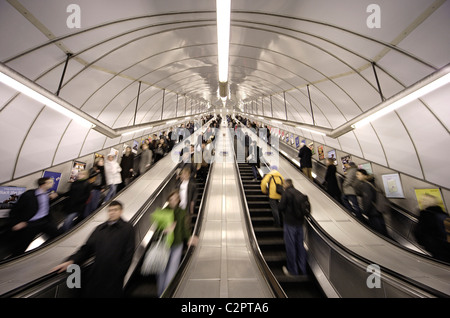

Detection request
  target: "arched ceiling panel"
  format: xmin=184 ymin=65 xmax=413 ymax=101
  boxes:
xmin=369 ymin=113 xmax=423 ymax=179
xmin=397 ymin=99 xmax=450 ymax=188
xmin=53 ymin=121 xmax=91 ymax=166
xmin=421 ymin=82 xmax=450 ymax=131
xmin=6 ymin=45 xmax=64 ymax=80
xmin=396 ymin=0 xmax=450 ymax=68
xmin=58 ymin=67 xmax=115 ymax=108
xmin=0 ymin=94 xmax=42 ymax=182
xmin=15 ymin=108 xmax=72 ymax=178
xmin=0 ymin=1 xmax=49 ymax=61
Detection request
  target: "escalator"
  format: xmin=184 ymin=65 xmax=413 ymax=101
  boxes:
xmin=236 ymin=163 xmax=325 ymax=298
xmin=124 ymin=166 xmax=210 ymax=298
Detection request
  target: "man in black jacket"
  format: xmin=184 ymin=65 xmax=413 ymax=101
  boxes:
xmin=8 ymin=177 xmax=60 ymax=257
xmin=278 ymin=179 xmax=308 ymax=276
xmin=53 ymin=200 xmax=135 ymax=298
xmin=298 ymin=142 xmax=313 ymax=180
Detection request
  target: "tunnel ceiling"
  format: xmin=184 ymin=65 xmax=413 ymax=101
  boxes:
xmin=0 ymin=0 xmax=449 ymax=189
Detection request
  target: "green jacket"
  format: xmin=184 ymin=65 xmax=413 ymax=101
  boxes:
xmin=151 ymin=206 xmax=191 ymax=247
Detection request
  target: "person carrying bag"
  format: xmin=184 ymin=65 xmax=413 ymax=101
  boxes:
xmin=141 ymin=208 xmax=174 ymax=276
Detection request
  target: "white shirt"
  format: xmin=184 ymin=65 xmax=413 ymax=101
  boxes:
xmin=179 ymin=180 xmax=189 ymax=210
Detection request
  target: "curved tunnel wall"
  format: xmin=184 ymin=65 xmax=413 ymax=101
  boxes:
xmin=0 ymin=1 xmax=449 ymax=213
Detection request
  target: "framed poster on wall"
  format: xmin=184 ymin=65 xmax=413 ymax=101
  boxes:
xmin=341 ymin=155 xmax=352 ymax=172
xmin=381 ymin=173 xmax=404 ymax=198
xmin=0 ymin=186 xmax=27 ymax=217
xmin=318 ymin=145 xmax=324 ymax=160
xmin=69 ymin=161 xmax=86 ymax=182
xmin=42 ymin=171 xmax=62 ymax=193
xmin=414 ymin=188 xmax=446 ymax=212
xmin=295 ymin=136 xmax=300 ymax=148
xmin=327 ymin=149 xmax=336 ymax=160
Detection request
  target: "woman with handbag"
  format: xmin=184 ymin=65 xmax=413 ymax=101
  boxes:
xmin=151 ymin=190 xmax=198 ymax=297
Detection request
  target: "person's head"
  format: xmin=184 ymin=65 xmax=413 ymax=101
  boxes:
xmin=356 ymin=169 xmax=368 ymax=181
xmin=180 ymin=166 xmax=191 ymax=181
xmin=270 ymin=165 xmax=278 ymax=171
xmin=167 ymin=190 xmax=180 ymax=209
xmin=38 ymin=177 xmax=54 ymax=191
xmin=142 ymin=143 xmax=149 ymax=150
xmin=95 ymin=157 xmax=104 ymax=166
xmin=326 ymin=158 xmax=334 ymax=166
xmin=283 ymin=179 xmax=293 ymax=189
xmin=125 ymin=146 xmax=132 ymax=154
xmin=108 ymin=201 xmax=123 ymax=222
xmin=77 ymin=170 xmax=89 ymax=181
xmin=107 ymin=154 xmax=115 ymax=161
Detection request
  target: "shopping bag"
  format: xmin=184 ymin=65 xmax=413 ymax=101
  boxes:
xmin=140 ymin=233 xmax=170 ymax=275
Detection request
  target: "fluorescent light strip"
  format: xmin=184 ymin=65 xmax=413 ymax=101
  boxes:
xmin=352 ymin=72 xmax=450 ymax=129
xmin=296 ymin=126 xmax=326 ymax=136
xmin=0 ymin=72 xmax=95 ymax=128
xmin=216 ymin=0 xmax=231 ymax=83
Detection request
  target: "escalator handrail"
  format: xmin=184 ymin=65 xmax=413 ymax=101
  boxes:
xmin=304 ymin=213 xmax=447 ymax=298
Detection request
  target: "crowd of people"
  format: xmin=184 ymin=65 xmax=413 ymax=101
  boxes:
xmin=2 ymin=115 xmax=215 ymax=259
xmin=2 ymin=113 xmax=449 ymax=297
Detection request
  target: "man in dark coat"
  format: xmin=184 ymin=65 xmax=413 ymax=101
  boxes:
xmin=53 ymin=200 xmax=135 ymax=298
xmin=298 ymin=142 xmax=313 ymax=180
xmin=414 ymin=194 xmax=450 ymax=262
xmin=8 ymin=177 xmax=60 ymax=256
xmin=323 ymin=158 xmax=341 ymax=202
xmin=278 ymin=179 xmax=308 ymax=276
xmin=120 ymin=146 xmax=135 ymax=187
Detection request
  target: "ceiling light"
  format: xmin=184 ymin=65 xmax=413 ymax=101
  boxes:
xmin=296 ymin=126 xmax=326 ymax=136
xmin=216 ymin=0 xmax=231 ymax=83
xmin=351 ymin=71 xmax=450 ymax=129
xmin=0 ymin=70 xmax=95 ymax=128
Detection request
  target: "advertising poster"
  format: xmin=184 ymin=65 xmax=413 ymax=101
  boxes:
xmin=414 ymin=188 xmax=446 ymax=212
xmin=42 ymin=171 xmax=62 ymax=193
xmin=286 ymin=133 xmax=289 ymax=143
xmin=327 ymin=149 xmax=336 ymax=160
xmin=381 ymin=173 xmax=404 ymax=198
xmin=295 ymin=136 xmax=300 ymax=148
xmin=318 ymin=145 xmax=324 ymax=160
xmin=132 ymin=140 xmax=139 ymax=154
xmin=341 ymin=155 xmax=352 ymax=172
xmin=0 ymin=186 xmax=27 ymax=215
xmin=69 ymin=161 xmax=86 ymax=182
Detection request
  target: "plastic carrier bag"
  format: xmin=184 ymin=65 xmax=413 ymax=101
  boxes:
xmin=141 ymin=233 xmax=170 ymax=275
